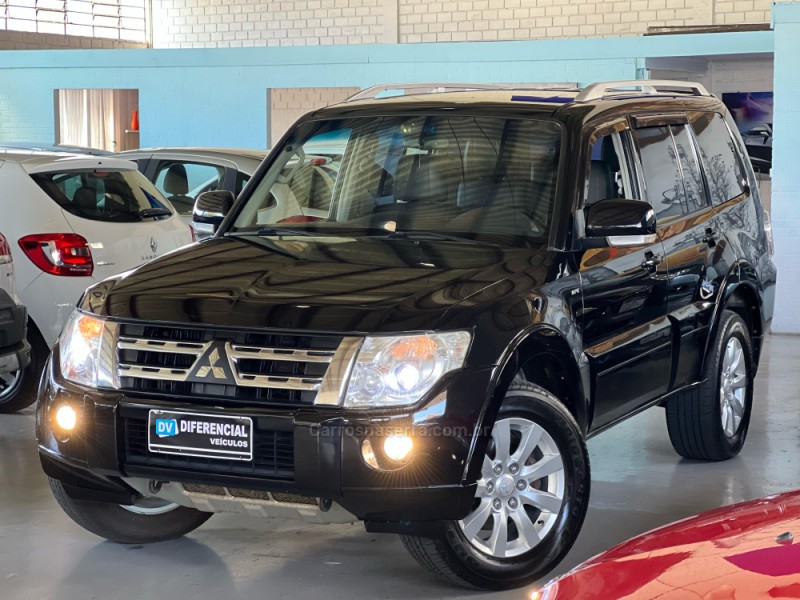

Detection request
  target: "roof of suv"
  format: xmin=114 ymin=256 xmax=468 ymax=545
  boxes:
xmin=317 ymin=80 xmax=721 ymax=120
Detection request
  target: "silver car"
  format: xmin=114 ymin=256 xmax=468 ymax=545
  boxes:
xmin=117 ymin=147 xmax=267 ymax=235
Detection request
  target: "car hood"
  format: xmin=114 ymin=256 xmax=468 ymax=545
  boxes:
xmin=540 ymin=490 xmax=800 ymax=600
xmin=81 ymin=235 xmax=553 ymax=333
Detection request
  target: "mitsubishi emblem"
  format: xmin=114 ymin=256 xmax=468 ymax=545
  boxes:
xmin=196 ymin=347 xmax=226 ymax=379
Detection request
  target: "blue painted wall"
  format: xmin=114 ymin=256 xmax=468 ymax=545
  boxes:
xmin=770 ymin=3 xmax=800 ymax=333
xmin=0 ymin=30 xmax=773 ymax=149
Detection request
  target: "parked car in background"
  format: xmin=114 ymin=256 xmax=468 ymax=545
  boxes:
xmin=0 ymin=232 xmax=31 ymax=413
xmin=0 ymin=142 xmax=110 ymax=156
xmin=0 ymin=150 xmax=193 ymax=411
xmin=538 ymin=490 xmax=800 ymax=599
xmin=119 ymin=147 xmax=343 ymax=237
xmin=746 ymin=143 xmax=772 ymax=174
xmin=117 ymin=148 xmax=267 ymax=235
xmin=741 ymin=122 xmax=772 ymax=147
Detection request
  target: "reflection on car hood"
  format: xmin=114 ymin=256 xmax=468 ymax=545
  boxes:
xmin=540 ymin=490 xmax=800 ymax=600
xmin=82 ymin=235 xmax=551 ymax=333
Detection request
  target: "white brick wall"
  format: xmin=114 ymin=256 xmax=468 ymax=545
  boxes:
xmin=0 ymin=30 xmax=147 ymax=50
xmin=150 ymin=0 xmax=773 ymax=47
xmin=709 ymin=58 xmax=774 ymax=94
xmin=398 ymin=0 xmax=772 ymax=43
xmin=152 ymin=0 xmax=391 ymax=48
xmin=269 ymin=86 xmax=359 ymax=146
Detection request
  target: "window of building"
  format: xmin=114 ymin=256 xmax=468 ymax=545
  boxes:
xmin=0 ymin=0 xmax=148 ymax=42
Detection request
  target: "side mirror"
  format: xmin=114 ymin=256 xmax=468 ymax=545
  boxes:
xmin=585 ymin=199 xmax=657 ymax=248
xmin=193 ymin=190 xmax=234 ymax=236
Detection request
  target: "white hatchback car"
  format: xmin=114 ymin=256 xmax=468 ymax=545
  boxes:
xmin=0 ymin=150 xmax=193 ymax=409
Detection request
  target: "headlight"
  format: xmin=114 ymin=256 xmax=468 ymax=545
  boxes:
xmin=59 ymin=310 xmax=106 ymax=387
xmin=344 ymin=331 xmax=471 ymax=409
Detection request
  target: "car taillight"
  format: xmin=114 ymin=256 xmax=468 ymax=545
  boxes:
xmin=18 ymin=234 xmax=94 ymax=276
xmin=763 ymin=210 xmax=774 ymax=256
xmin=0 ymin=233 xmax=12 ymax=265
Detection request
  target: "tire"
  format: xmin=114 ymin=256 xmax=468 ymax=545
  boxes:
xmin=0 ymin=327 xmax=48 ymax=414
xmin=401 ymin=382 xmax=590 ymax=590
xmin=665 ymin=309 xmax=754 ymax=461
xmin=49 ymin=477 xmax=212 ymax=544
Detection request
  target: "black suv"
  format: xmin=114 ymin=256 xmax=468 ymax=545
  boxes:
xmin=37 ymin=81 xmax=776 ymax=590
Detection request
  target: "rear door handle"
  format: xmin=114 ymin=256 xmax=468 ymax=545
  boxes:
xmin=642 ymin=251 xmax=663 ymax=270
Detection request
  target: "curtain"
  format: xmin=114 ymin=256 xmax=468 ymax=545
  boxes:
xmin=57 ymin=89 xmax=139 ymax=152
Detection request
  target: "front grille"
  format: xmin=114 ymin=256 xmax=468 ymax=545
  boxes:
xmin=116 ymin=324 xmax=343 ymax=407
xmin=183 ymin=483 xmax=226 ymax=495
xmin=121 ymin=413 xmax=294 ymax=480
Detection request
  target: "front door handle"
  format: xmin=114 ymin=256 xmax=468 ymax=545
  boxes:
xmin=642 ymin=251 xmax=663 ymax=270
xmin=703 ymin=227 xmax=717 ymax=247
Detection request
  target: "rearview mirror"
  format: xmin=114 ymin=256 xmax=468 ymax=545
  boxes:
xmin=193 ymin=190 xmax=234 ymax=236
xmin=585 ymin=199 xmax=657 ymax=247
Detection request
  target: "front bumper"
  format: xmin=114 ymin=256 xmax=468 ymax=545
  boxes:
xmin=0 ymin=340 xmax=30 ymax=374
xmin=37 ymin=353 xmax=495 ymax=525
xmin=0 ymin=290 xmax=30 ymax=373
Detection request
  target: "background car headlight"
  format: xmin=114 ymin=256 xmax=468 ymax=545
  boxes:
xmin=344 ymin=331 xmax=471 ymax=408
xmin=59 ymin=311 xmax=106 ymax=387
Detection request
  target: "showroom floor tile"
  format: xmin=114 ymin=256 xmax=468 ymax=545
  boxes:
xmin=1 ymin=334 xmax=797 ymax=599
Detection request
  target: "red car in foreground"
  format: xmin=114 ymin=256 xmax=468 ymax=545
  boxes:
xmin=538 ymin=490 xmax=800 ymax=599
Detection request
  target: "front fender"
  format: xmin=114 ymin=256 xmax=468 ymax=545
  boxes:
xmin=462 ymin=324 xmax=588 ymax=485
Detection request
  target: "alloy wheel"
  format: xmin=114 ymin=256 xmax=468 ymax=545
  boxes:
xmin=0 ymin=370 xmax=23 ymax=403
xmin=720 ymin=337 xmax=748 ymax=438
xmin=459 ymin=417 xmax=566 ymax=558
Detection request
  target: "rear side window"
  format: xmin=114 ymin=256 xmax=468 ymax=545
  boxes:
xmin=31 ymin=170 xmax=173 ymax=223
xmin=670 ymin=124 xmax=708 ymax=214
xmin=153 ymin=161 xmax=226 ymax=215
xmin=690 ymin=112 xmax=746 ymax=206
xmin=632 ymin=126 xmax=686 ymax=222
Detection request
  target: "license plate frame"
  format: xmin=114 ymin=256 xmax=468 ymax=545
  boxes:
xmin=147 ymin=409 xmax=253 ymax=462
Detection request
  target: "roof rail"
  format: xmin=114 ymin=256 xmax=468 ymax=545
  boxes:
xmin=575 ymin=80 xmax=710 ymax=102
xmin=346 ymin=82 xmax=578 ymax=102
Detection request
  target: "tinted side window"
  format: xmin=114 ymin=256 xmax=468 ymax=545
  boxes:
xmin=633 ymin=126 xmax=685 ymax=222
xmin=690 ymin=112 xmax=745 ymax=206
xmin=31 ymin=169 xmax=172 ymax=223
xmin=671 ymin=124 xmax=708 ymax=214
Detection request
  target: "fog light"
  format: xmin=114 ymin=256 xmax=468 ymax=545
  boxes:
xmin=55 ymin=405 xmax=77 ymax=431
xmin=384 ymin=435 xmax=413 ymax=461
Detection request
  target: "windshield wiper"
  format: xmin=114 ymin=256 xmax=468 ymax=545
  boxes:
xmin=230 ymin=227 xmax=317 ymax=237
xmin=139 ymin=208 xmax=173 ymax=219
xmin=377 ymin=230 xmax=491 ymax=246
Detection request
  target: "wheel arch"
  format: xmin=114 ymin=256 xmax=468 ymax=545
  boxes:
xmin=704 ymin=262 xmax=764 ymax=374
xmin=463 ymin=326 xmax=588 ymax=484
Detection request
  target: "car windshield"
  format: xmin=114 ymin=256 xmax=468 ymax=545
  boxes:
xmin=230 ymin=114 xmax=562 ymax=244
xmin=31 ymin=169 xmax=174 ymax=223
